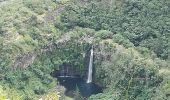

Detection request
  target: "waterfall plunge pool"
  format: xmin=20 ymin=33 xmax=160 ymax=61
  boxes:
xmin=53 ymin=47 xmax=102 ymax=98
xmin=57 ymin=77 xmax=102 ymax=99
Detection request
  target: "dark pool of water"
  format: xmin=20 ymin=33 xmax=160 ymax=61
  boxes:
xmin=57 ymin=77 xmax=102 ymax=98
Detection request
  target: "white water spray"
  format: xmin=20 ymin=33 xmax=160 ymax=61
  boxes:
xmin=87 ymin=47 xmax=93 ymax=83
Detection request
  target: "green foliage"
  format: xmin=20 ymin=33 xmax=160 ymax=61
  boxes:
xmin=23 ymin=0 xmax=47 ymax=15
xmin=89 ymin=93 xmax=114 ymax=100
xmin=42 ymin=91 xmax=60 ymax=100
xmin=0 ymin=0 xmax=59 ymax=69
xmin=34 ymin=85 xmax=46 ymax=95
xmin=0 ymin=85 xmax=8 ymax=100
xmin=0 ymin=0 xmax=61 ymax=98
xmin=112 ymin=34 xmax=134 ymax=48
xmin=60 ymin=0 xmax=170 ymax=59
xmin=95 ymin=30 xmax=114 ymax=39
xmin=93 ymin=42 xmax=163 ymax=99
xmin=1 ymin=0 xmax=170 ymax=100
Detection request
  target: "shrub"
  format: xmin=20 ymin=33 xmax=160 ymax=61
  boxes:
xmin=34 ymin=86 xmax=46 ymax=95
xmin=95 ymin=30 xmax=113 ymax=39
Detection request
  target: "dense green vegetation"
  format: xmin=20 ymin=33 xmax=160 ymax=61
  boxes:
xmin=60 ymin=0 xmax=170 ymax=60
xmin=0 ymin=0 xmax=170 ymax=100
xmin=0 ymin=0 xmax=61 ymax=99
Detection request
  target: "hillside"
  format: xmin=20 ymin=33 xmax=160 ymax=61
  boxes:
xmin=0 ymin=0 xmax=170 ymax=100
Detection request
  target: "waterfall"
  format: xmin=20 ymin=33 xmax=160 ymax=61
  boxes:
xmin=87 ymin=47 xmax=93 ymax=83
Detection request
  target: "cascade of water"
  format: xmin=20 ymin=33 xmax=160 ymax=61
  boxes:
xmin=87 ymin=47 xmax=93 ymax=83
